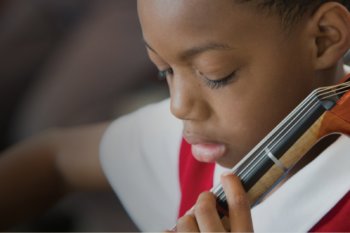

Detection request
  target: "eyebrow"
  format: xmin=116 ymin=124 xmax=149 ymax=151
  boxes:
xmin=144 ymin=40 xmax=234 ymax=60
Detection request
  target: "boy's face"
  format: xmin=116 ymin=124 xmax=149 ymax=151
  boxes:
xmin=138 ymin=0 xmax=318 ymax=168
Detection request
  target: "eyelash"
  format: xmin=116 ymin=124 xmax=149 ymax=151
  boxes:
xmin=158 ymin=68 xmax=237 ymax=89
xmin=203 ymin=71 xmax=237 ymax=89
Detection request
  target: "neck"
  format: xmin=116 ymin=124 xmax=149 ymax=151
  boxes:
xmin=315 ymin=62 xmax=347 ymax=88
xmin=335 ymin=61 xmax=348 ymax=79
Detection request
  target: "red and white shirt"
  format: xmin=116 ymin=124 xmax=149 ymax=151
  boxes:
xmin=100 ymin=97 xmax=350 ymax=232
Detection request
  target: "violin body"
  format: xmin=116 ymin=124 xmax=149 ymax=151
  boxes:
xmin=249 ymin=91 xmax=350 ymax=204
xmin=213 ymin=76 xmax=350 ymax=210
xmin=173 ymin=77 xmax=350 ymax=231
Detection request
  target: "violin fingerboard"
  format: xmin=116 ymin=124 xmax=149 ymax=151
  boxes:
xmin=247 ymin=114 xmax=325 ymax=205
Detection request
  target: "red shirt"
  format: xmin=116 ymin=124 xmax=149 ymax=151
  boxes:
xmin=178 ymin=139 xmax=350 ymax=232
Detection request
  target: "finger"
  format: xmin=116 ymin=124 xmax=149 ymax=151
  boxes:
xmin=176 ymin=214 xmax=199 ymax=232
xmin=194 ymin=192 xmax=226 ymax=232
xmin=221 ymin=172 xmax=254 ymax=232
xmin=221 ymin=216 xmax=231 ymax=232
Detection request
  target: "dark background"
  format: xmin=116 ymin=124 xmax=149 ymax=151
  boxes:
xmin=0 ymin=0 xmax=167 ymax=231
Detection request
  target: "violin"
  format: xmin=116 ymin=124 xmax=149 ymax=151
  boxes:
xmin=210 ymin=75 xmax=350 ymax=215
xmin=171 ymin=75 xmax=350 ymax=231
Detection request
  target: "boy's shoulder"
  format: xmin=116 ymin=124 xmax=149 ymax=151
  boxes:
xmin=252 ymin=134 xmax=350 ymax=232
xmin=99 ymin=98 xmax=184 ymax=231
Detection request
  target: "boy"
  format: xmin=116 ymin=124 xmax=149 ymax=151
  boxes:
xmin=1 ymin=0 xmax=350 ymax=231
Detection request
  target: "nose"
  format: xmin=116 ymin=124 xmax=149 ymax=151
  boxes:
xmin=169 ymin=73 xmax=210 ymax=121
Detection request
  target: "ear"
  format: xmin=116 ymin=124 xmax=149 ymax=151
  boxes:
xmin=308 ymin=2 xmax=350 ymax=70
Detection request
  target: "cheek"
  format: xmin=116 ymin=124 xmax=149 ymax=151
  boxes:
xmin=211 ymin=66 xmax=314 ymax=166
xmin=212 ymin=97 xmax=274 ymax=167
xmin=213 ymin=96 xmax=267 ymax=149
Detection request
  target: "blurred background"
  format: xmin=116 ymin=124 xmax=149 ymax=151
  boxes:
xmin=0 ymin=0 xmax=168 ymax=231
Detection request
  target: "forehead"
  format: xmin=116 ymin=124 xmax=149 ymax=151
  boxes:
xmin=138 ymin=0 xmax=236 ymax=21
xmin=137 ymin=0 xmax=267 ymax=55
xmin=137 ymin=0 xmax=253 ymax=29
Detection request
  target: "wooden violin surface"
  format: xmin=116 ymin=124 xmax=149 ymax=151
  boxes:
xmin=213 ymin=76 xmax=350 ymax=210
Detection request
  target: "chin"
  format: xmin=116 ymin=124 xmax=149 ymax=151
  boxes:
xmin=216 ymin=155 xmax=241 ymax=169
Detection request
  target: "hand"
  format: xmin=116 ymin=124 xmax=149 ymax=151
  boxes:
xmin=175 ymin=172 xmax=253 ymax=232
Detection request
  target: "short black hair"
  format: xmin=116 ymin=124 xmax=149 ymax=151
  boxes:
xmin=240 ymin=0 xmax=350 ymax=25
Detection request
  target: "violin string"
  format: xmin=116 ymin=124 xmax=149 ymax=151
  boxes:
xmin=215 ymin=94 xmax=321 ymax=199
xmin=216 ymin=84 xmax=350 ymax=200
xmin=238 ymin=86 xmax=350 ymax=178
xmin=216 ymin=85 xmax=349 ymax=200
xmin=236 ymin=86 xmax=350 ymax=183
xmin=214 ymin=82 xmax=350 ymax=201
xmin=215 ymin=83 xmax=350 ymax=200
xmin=216 ymin=99 xmax=321 ymax=200
xmin=214 ymin=86 xmax=340 ymax=198
xmin=216 ymin=84 xmax=350 ymax=201
xmin=236 ymin=82 xmax=350 ymax=176
xmin=213 ymin=84 xmax=350 ymax=198
xmin=236 ymin=83 xmax=350 ymax=176
xmin=320 ymin=86 xmax=350 ymax=100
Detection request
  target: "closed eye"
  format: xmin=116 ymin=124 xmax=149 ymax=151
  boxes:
xmin=203 ymin=71 xmax=237 ymax=89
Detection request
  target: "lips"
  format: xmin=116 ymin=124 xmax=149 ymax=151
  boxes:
xmin=191 ymin=143 xmax=226 ymax=163
xmin=184 ymin=134 xmax=227 ymax=163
